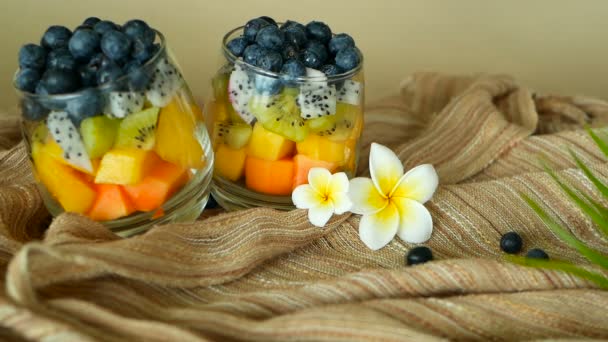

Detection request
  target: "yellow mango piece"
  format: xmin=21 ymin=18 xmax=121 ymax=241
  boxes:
xmin=247 ymin=123 xmax=294 ymax=161
xmin=38 ymin=139 xmax=96 ymax=176
xmin=155 ymin=98 xmax=205 ymax=169
xmin=95 ymin=149 xmax=159 ymax=185
xmin=214 ymin=144 xmax=247 ymax=182
xmin=296 ymin=135 xmax=347 ymax=164
xmin=32 ymin=141 xmax=96 ymax=214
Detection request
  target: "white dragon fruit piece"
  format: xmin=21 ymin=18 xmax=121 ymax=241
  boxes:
xmin=46 ymin=111 xmax=93 ymax=173
xmin=146 ymin=57 xmax=184 ymax=107
xmin=228 ymin=61 xmax=257 ymax=124
xmin=104 ymin=91 xmax=145 ymax=118
xmin=297 ymin=68 xmax=337 ymax=119
xmin=337 ymin=80 xmax=362 ymax=106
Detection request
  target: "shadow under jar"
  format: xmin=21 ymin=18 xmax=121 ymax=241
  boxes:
xmin=15 ymin=31 xmax=214 ymax=237
xmin=206 ymin=25 xmax=364 ymax=211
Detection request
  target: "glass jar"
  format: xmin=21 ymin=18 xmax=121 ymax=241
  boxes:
xmin=205 ymin=25 xmax=364 ymax=210
xmin=15 ymin=31 xmax=214 ymax=237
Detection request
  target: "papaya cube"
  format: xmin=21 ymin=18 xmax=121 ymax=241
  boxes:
xmin=293 ymin=154 xmax=338 ymax=189
xmin=245 ymin=156 xmax=294 ymax=195
xmin=214 ymin=144 xmax=247 ymax=182
xmin=247 ymin=123 xmax=294 ymax=161
xmin=296 ymin=135 xmax=347 ymax=164
xmin=95 ymin=149 xmax=159 ymax=185
xmin=88 ymin=184 xmax=136 ymax=221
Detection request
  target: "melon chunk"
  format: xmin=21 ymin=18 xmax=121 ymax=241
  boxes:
xmin=245 ymin=156 xmax=294 ymax=195
xmin=155 ymin=98 xmax=205 ymax=169
xmin=293 ymin=154 xmax=338 ymax=189
xmin=32 ymin=141 xmax=96 ymax=214
xmin=123 ymin=159 xmax=189 ymax=211
xmin=88 ymin=184 xmax=135 ymax=221
xmin=247 ymin=123 xmax=294 ymax=161
xmin=296 ymin=135 xmax=347 ymax=164
xmin=95 ymin=149 xmax=159 ymax=185
xmin=214 ymin=144 xmax=247 ymax=182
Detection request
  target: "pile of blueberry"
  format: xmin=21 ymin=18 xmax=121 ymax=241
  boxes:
xmin=226 ymin=16 xmax=361 ymax=81
xmin=15 ymin=17 xmax=159 ymax=98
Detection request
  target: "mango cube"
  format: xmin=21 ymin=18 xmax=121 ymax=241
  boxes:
xmin=215 ymin=144 xmax=247 ymax=181
xmin=247 ymin=123 xmax=294 ymax=161
xmin=95 ymin=149 xmax=159 ymax=185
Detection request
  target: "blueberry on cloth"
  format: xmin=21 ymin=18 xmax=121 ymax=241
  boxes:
xmin=406 ymin=246 xmax=433 ymax=266
xmin=500 ymin=232 xmax=523 ymax=254
xmin=18 ymin=44 xmax=46 ymax=70
xmin=526 ymin=248 xmax=549 ymax=259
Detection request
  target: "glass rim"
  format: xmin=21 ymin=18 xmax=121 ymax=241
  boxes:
xmin=221 ymin=24 xmax=364 ymax=82
xmin=13 ymin=29 xmax=168 ymax=100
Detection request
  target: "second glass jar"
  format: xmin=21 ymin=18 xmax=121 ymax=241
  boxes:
xmin=206 ymin=26 xmax=365 ymax=210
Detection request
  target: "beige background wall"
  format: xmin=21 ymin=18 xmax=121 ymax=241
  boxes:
xmin=1 ymin=0 xmax=607 ymax=110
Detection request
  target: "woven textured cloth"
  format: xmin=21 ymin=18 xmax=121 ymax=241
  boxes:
xmin=0 ymin=73 xmax=607 ymax=341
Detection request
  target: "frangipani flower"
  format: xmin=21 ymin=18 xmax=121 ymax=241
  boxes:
xmin=292 ymin=168 xmax=352 ymax=227
xmin=349 ymin=143 xmax=438 ymax=250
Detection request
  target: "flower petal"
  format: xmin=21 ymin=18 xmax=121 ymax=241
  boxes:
xmin=292 ymin=184 xmax=322 ymax=210
xmin=331 ymin=192 xmax=352 ymax=215
xmin=369 ymin=143 xmax=404 ymax=196
xmin=308 ymin=201 xmax=334 ymax=227
xmin=349 ymin=177 xmax=388 ymax=215
xmin=393 ymin=197 xmax=433 ymax=243
xmin=358 ymin=202 xmax=400 ymax=250
xmin=308 ymin=168 xmax=332 ymax=194
xmin=329 ymin=172 xmax=349 ymax=194
xmin=391 ymin=164 xmax=438 ymax=203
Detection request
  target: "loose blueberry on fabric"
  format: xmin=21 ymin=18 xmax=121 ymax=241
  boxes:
xmin=500 ymin=232 xmax=523 ymax=254
xmin=406 ymin=246 xmax=434 ymax=265
xmin=526 ymin=248 xmax=549 ymax=259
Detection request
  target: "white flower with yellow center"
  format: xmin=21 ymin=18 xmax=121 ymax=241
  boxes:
xmin=349 ymin=143 xmax=439 ymax=250
xmin=292 ymin=168 xmax=352 ymax=227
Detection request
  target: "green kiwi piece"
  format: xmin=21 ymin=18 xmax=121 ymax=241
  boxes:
xmin=114 ymin=107 xmax=160 ymax=150
xmin=80 ymin=115 xmax=120 ymax=159
xmin=249 ymin=93 xmax=309 ymax=142
xmin=213 ymin=121 xmax=252 ymax=149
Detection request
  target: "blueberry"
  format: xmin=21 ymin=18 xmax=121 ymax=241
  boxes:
xmin=78 ymin=64 xmax=98 ymax=87
xmin=306 ymin=40 xmax=328 ymax=63
xmin=244 ymin=18 xmax=270 ymax=42
xmin=205 ymin=194 xmax=219 ymax=209
xmin=243 ymin=44 xmax=265 ymax=66
xmin=18 ymin=44 xmax=46 ymax=70
xmin=66 ymin=88 xmax=105 ymax=124
xmin=46 ymin=48 xmax=77 ymax=72
xmin=335 ymin=47 xmax=361 ymax=71
xmin=406 ymin=246 xmax=433 ymax=266
xmin=123 ymin=60 xmax=150 ymax=90
xmin=280 ymin=20 xmax=306 ymax=32
xmin=256 ymin=25 xmax=284 ymax=51
xmin=83 ymin=17 xmax=101 ymax=27
xmin=302 ymin=49 xmax=323 ymax=69
xmin=305 ymin=21 xmax=332 ymax=44
xmin=93 ymin=20 xmax=119 ymax=36
xmin=254 ymin=74 xmax=283 ymax=95
xmin=526 ymin=248 xmax=549 ymax=259
xmin=39 ymin=69 xmax=80 ymax=94
xmin=101 ymin=30 xmax=133 ymax=61
xmin=35 ymin=81 xmax=49 ymax=95
xmin=282 ymin=26 xmax=308 ymax=49
xmin=281 ymin=44 xmax=299 ymax=61
xmin=122 ymin=19 xmax=156 ymax=47
xmin=500 ymin=232 xmax=523 ymax=254
xmin=256 ymin=50 xmax=283 ymax=72
xmin=97 ymin=63 xmax=124 ymax=85
xmin=320 ymin=64 xmax=342 ymax=77
xmin=280 ymin=59 xmax=306 ymax=85
xmin=226 ymin=36 xmax=248 ymax=57
xmin=41 ymin=26 xmax=72 ymax=50
xmin=132 ymin=40 xmax=160 ymax=64
xmin=328 ymin=33 xmax=355 ymax=56
xmin=88 ymin=52 xmax=111 ymax=69
xmin=15 ymin=68 xmax=41 ymax=92
xmin=20 ymin=98 xmax=49 ymax=121
xmin=259 ymin=16 xmax=277 ymax=26
xmin=69 ymin=28 xmax=100 ymax=62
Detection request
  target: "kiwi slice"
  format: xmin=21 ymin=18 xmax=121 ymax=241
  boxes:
xmin=80 ymin=115 xmax=120 ymax=159
xmin=212 ymin=122 xmax=252 ymax=149
xmin=114 ymin=107 xmax=160 ymax=150
xmin=309 ymin=103 xmax=361 ymax=141
xmin=249 ymin=93 xmax=309 ymax=142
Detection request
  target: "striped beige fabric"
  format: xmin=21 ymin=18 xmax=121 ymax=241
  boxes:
xmin=0 ymin=73 xmax=607 ymax=341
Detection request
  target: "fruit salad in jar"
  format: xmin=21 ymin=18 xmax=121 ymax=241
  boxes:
xmin=206 ymin=17 xmax=364 ymax=209
xmin=14 ymin=17 xmax=212 ymax=231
